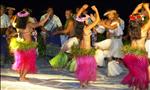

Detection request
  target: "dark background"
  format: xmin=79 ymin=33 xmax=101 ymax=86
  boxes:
xmin=1 ymin=0 xmax=149 ymax=24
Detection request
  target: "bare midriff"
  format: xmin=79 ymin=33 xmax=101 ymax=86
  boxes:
xmin=80 ymin=30 xmax=91 ymax=49
xmin=131 ymin=28 xmax=148 ymax=50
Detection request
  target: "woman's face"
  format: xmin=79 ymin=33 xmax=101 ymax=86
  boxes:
xmin=8 ymin=9 xmax=14 ymax=15
xmin=107 ymin=13 xmax=116 ymax=20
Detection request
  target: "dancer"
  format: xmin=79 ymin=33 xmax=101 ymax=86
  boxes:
xmin=10 ymin=10 xmax=50 ymax=81
xmin=121 ymin=3 xmax=150 ymax=90
xmin=75 ymin=4 xmax=100 ymax=87
xmin=102 ymin=10 xmax=124 ymax=59
xmin=122 ymin=54 xmax=149 ymax=90
xmin=130 ymin=3 xmax=150 ymax=50
xmin=94 ymin=10 xmax=124 ymax=76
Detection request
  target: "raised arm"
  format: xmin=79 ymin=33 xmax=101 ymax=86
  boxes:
xmin=132 ymin=3 xmax=143 ymax=14
xmin=142 ymin=3 xmax=150 ymax=31
xmin=76 ymin=4 xmax=88 ymax=17
xmin=29 ymin=12 xmax=50 ymax=28
xmin=84 ymin=6 xmax=100 ymax=31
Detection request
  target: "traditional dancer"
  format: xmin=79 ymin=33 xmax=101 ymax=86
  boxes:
xmin=122 ymin=54 xmax=149 ymax=90
xmin=10 ymin=10 xmax=50 ymax=81
xmin=130 ymin=3 xmax=150 ymax=50
xmin=94 ymin=10 xmax=124 ymax=76
xmin=121 ymin=3 xmax=150 ymax=90
xmin=74 ymin=4 xmax=100 ymax=87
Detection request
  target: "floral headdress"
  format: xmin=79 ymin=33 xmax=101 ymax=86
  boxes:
xmin=128 ymin=14 xmax=146 ymax=40
xmin=17 ymin=11 xmax=29 ymax=17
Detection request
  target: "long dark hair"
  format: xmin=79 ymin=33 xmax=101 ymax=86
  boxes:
xmin=15 ymin=11 xmax=29 ymax=29
xmin=128 ymin=14 xmax=143 ymax=40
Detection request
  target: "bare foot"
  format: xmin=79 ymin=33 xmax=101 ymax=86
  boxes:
xmin=80 ymin=83 xmax=87 ymax=88
xmin=86 ymin=81 xmax=89 ymax=85
xmin=19 ymin=77 xmax=29 ymax=82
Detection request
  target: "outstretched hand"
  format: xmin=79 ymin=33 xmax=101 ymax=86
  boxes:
xmin=137 ymin=3 xmax=143 ymax=7
xmin=143 ymin=3 xmax=149 ymax=9
xmin=82 ymin=4 xmax=89 ymax=10
xmin=91 ymin=5 xmax=98 ymax=11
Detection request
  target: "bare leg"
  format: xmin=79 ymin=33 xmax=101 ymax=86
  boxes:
xmin=80 ymin=81 xmax=88 ymax=88
xmin=86 ymin=81 xmax=89 ymax=86
xmin=19 ymin=69 xmax=28 ymax=81
xmin=18 ymin=70 xmax=23 ymax=79
xmin=132 ymin=86 xmax=135 ymax=90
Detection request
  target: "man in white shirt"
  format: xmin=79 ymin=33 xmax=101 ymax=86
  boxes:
xmin=0 ymin=5 xmax=10 ymax=29
xmin=0 ymin=5 xmax=10 ymax=66
xmin=40 ymin=7 xmax=62 ymax=46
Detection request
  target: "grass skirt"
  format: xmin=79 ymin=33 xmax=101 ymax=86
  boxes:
xmin=75 ymin=56 xmax=97 ymax=83
xmin=121 ymin=54 xmax=149 ymax=90
xmin=49 ymin=52 xmax=68 ymax=69
xmin=66 ymin=58 xmax=77 ymax=72
xmin=12 ymin=48 xmax=37 ymax=73
xmin=10 ymin=38 xmax=37 ymax=73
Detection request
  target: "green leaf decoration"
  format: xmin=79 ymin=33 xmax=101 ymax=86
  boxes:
xmin=71 ymin=44 xmax=96 ymax=56
xmin=122 ymin=44 xmax=147 ymax=56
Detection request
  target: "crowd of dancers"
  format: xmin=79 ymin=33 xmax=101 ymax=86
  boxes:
xmin=0 ymin=2 xmax=150 ymax=90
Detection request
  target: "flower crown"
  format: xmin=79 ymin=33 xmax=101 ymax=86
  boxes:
xmin=17 ymin=11 xmax=29 ymax=17
xmin=129 ymin=14 xmax=144 ymax=21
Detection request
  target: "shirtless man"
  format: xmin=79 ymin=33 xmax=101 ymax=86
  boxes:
xmin=52 ymin=9 xmax=75 ymax=37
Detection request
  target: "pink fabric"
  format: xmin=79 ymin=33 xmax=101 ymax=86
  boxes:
xmin=121 ymin=54 xmax=149 ymax=90
xmin=12 ymin=48 xmax=37 ymax=73
xmin=75 ymin=56 xmax=97 ymax=83
xmin=148 ymin=66 xmax=150 ymax=81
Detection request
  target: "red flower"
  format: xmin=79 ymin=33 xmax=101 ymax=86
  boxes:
xmin=129 ymin=15 xmax=136 ymax=21
xmin=137 ymin=15 xmax=141 ymax=19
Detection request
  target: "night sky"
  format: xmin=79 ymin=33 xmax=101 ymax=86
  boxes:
xmin=1 ymin=0 xmax=149 ymax=24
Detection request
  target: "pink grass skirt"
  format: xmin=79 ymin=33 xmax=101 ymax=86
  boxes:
xmin=75 ymin=56 xmax=97 ymax=83
xmin=121 ymin=54 xmax=149 ymax=90
xmin=12 ymin=48 xmax=37 ymax=73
